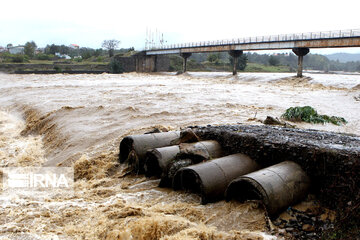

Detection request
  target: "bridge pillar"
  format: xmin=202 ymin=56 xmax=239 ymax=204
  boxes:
xmin=229 ymin=50 xmax=243 ymax=75
xmin=292 ymin=47 xmax=309 ymax=78
xmin=180 ymin=53 xmax=192 ymax=73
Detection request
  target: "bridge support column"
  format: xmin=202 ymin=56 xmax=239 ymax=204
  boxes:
xmin=229 ymin=50 xmax=243 ymax=75
xmin=180 ymin=53 xmax=192 ymax=73
xmin=292 ymin=48 xmax=309 ymax=78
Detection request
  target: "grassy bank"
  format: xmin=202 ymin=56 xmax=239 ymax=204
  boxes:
xmin=245 ymin=62 xmax=293 ymax=72
xmin=169 ymin=55 xmax=294 ymax=73
xmin=0 ymin=62 xmax=109 ymax=74
xmin=1 ymin=57 xmax=295 ymax=74
xmin=185 ymin=62 xmax=294 ymax=73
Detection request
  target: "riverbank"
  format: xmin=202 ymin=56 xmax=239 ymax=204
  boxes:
xmin=0 ymin=62 xmax=109 ymax=74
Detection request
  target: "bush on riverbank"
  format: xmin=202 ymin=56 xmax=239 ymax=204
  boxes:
xmin=110 ymin=58 xmax=123 ymax=73
xmin=0 ymin=52 xmax=29 ymax=63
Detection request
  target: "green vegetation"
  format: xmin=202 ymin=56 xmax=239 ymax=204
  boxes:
xmin=53 ymin=65 xmax=62 ymax=73
xmin=0 ymin=52 xmax=29 ymax=63
xmin=110 ymin=58 xmax=123 ymax=73
xmin=268 ymin=55 xmax=280 ymax=66
xmin=169 ymin=55 xmax=182 ymax=71
xmin=168 ymin=53 xmax=294 ymax=73
xmin=207 ymin=53 xmax=221 ymax=64
xmin=186 ymin=52 xmax=360 ymax=73
xmin=24 ymin=41 xmax=37 ymax=58
xmin=229 ymin=54 xmax=248 ymax=70
xmin=245 ymin=63 xmax=293 ymax=72
xmin=281 ymin=106 xmax=347 ymax=125
xmin=35 ymin=53 xmax=55 ymax=61
xmin=0 ymin=40 xmax=136 ymax=73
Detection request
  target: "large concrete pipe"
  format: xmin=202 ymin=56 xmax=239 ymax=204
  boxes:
xmin=225 ymin=161 xmax=310 ymax=216
xmin=144 ymin=145 xmax=180 ymax=177
xmin=119 ymin=131 xmax=181 ymax=173
xmin=172 ymin=153 xmax=261 ymax=204
xmin=176 ymin=140 xmax=223 ymax=162
xmin=144 ymin=140 xmax=225 ymax=177
xmin=159 ymin=140 xmax=223 ymax=187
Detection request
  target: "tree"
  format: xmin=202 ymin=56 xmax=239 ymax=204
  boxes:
xmin=102 ymin=39 xmax=120 ymax=57
xmin=268 ymin=55 xmax=280 ymax=66
xmin=94 ymin=48 xmax=103 ymax=57
xmin=24 ymin=41 xmax=37 ymax=58
xmin=59 ymin=45 xmax=70 ymax=55
xmin=207 ymin=53 xmax=220 ymax=64
xmin=229 ymin=54 xmax=248 ymax=71
xmin=110 ymin=58 xmax=123 ymax=73
xmin=45 ymin=44 xmax=61 ymax=55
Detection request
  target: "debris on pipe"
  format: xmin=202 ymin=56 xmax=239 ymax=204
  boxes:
xmin=144 ymin=139 xmax=223 ymax=178
xmin=159 ymin=140 xmax=223 ymax=187
xmin=171 ymin=128 xmax=200 ymax=145
xmin=119 ymin=131 xmax=181 ymax=173
xmin=172 ymin=153 xmax=261 ymax=204
xmin=225 ymin=161 xmax=310 ymax=216
xmin=177 ymin=140 xmax=223 ymax=162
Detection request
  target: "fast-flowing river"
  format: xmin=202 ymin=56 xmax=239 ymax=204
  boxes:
xmin=0 ymin=72 xmax=359 ymax=239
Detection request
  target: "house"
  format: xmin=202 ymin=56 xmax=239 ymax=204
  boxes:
xmin=35 ymin=48 xmax=45 ymax=54
xmin=55 ymin=52 xmax=71 ymax=59
xmin=0 ymin=46 xmax=5 ymax=53
xmin=8 ymin=46 xmax=25 ymax=54
xmin=69 ymin=44 xmax=79 ymax=49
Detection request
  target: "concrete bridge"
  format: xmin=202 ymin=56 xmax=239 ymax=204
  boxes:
xmin=140 ymin=29 xmax=360 ymax=77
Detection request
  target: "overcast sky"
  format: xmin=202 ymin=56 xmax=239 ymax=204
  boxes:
xmin=1 ymin=0 xmax=360 ymax=54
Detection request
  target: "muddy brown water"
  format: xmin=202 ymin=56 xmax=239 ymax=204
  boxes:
xmin=0 ymin=72 xmax=359 ymax=239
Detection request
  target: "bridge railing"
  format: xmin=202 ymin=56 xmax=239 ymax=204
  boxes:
xmin=146 ymin=29 xmax=360 ymax=51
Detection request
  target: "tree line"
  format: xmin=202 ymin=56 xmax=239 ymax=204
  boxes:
xmin=188 ymin=52 xmax=360 ymax=72
xmin=1 ymin=40 xmax=128 ymax=63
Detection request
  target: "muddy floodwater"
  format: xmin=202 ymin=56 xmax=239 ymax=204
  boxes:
xmin=0 ymin=72 xmax=359 ymax=239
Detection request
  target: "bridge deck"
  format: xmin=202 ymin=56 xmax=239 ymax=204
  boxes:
xmin=146 ymin=29 xmax=360 ymax=55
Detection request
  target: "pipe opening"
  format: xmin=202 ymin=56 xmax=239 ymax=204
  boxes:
xmin=233 ymin=181 xmax=262 ymax=202
xmin=226 ymin=180 xmax=265 ymax=203
xmin=144 ymin=151 xmax=161 ymax=177
xmin=160 ymin=159 xmax=192 ymax=188
xmin=180 ymin=169 xmax=202 ymax=194
xmin=119 ymin=137 xmax=134 ymax=163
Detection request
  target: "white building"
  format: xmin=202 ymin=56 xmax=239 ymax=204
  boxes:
xmin=55 ymin=52 xmax=71 ymax=59
xmin=8 ymin=46 xmax=25 ymax=54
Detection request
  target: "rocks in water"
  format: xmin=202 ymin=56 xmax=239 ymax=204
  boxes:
xmin=273 ymin=206 xmax=335 ymax=239
xmin=302 ymin=224 xmax=315 ymax=232
xmin=263 ymin=116 xmax=295 ymax=128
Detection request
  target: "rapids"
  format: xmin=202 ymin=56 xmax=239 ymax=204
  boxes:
xmin=0 ymin=71 xmax=358 ymax=239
